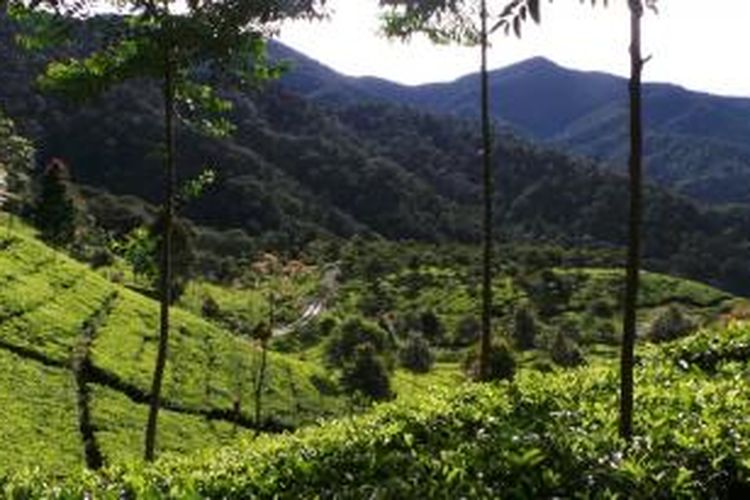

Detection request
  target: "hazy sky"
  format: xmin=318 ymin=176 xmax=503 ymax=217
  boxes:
xmin=279 ymin=0 xmax=750 ymax=97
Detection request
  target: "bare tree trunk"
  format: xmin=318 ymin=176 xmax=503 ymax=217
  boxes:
xmin=478 ymin=0 xmax=494 ymax=381
xmin=145 ymin=22 xmax=175 ymax=461
xmin=619 ymin=0 xmax=644 ymax=442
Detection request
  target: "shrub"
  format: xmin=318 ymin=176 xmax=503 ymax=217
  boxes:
xmin=512 ymin=306 xmax=537 ymax=350
xmin=326 ymin=316 xmax=390 ymax=368
xmin=648 ymin=306 xmax=695 ymax=343
xmin=464 ymin=339 xmax=516 ymax=381
xmin=550 ymin=330 xmax=585 ymax=368
xmin=419 ymin=310 xmax=444 ymax=343
xmin=89 ymin=248 xmax=115 ymax=269
xmin=35 ymin=159 xmax=78 ymax=247
xmin=399 ymin=332 xmax=434 ymax=373
xmin=340 ymin=343 xmax=391 ymax=401
xmin=201 ymin=295 xmax=221 ymax=319
xmin=454 ymin=315 xmax=480 ymax=347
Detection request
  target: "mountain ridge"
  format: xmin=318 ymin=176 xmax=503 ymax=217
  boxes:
xmin=270 ymin=43 xmax=750 ymax=204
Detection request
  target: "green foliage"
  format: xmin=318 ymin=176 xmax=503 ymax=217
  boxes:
xmin=326 ymin=316 xmax=390 ymax=368
xmin=648 ymin=305 xmax=695 ymax=343
xmin=419 ymin=309 xmax=444 ymax=343
xmin=27 ymin=323 xmax=750 ymax=497
xmin=34 ymin=159 xmax=77 ymax=246
xmin=550 ymin=329 xmax=585 ymax=368
xmin=399 ymin=331 xmax=434 ymax=373
xmin=0 ymin=108 xmax=34 ymax=214
xmin=0 ymin=223 xmax=348 ymax=472
xmin=116 ymin=216 xmax=195 ymax=301
xmin=512 ymin=305 xmax=537 ymax=350
xmin=118 ymin=226 xmax=158 ymax=283
xmin=464 ymin=339 xmax=516 ymax=381
xmin=341 ymin=342 xmax=392 ymax=402
xmin=4 ymin=224 xmax=750 ymax=495
xmin=454 ymin=314 xmax=480 ymax=347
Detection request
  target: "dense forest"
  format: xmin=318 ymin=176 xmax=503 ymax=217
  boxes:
xmin=1 ymin=14 xmax=749 ymax=295
xmin=1 ymin=0 xmax=750 ymax=496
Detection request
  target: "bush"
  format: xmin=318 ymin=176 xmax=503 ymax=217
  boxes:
xmin=464 ymin=340 xmax=516 ymax=381
xmin=399 ymin=332 xmax=434 ymax=373
xmin=512 ymin=306 xmax=537 ymax=350
xmin=201 ymin=295 xmax=221 ymax=319
xmin=648 ymin=306 xmax=695 ymax=343
xmin=326 ymin=316 xmax=390 ymax=368
xmin=454 ymin=315 xmax=480 ymax=347
xmin=340 ymin=343 xmax=391 ymax=401
xmin=419 ymin=310 xmax=444 ymax=343
xmin=88 ymin=248 xmax=115 ymax=269
xmin=35 ymin=159 xmax=78 ymax=247
xmin=550 ymin=330 xmax=585 ymax=368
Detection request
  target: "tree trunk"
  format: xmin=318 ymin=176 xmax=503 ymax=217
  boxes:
xmin=144 ymin=25 xmax=175 ymax=462
xmin=254 ymin=293 xmax=273 ymax=434
xmin=619 ymin=0 xmax=644 ymax=442
xmin=478 ymin=0 xmax=494 ymax=381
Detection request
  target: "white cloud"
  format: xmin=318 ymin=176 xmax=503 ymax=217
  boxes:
xmin=279 ymin=0 xmax=750 ymax=97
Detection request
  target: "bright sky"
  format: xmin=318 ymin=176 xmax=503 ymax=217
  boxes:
xmin=279 ymin=0 xmax=750 ymax=97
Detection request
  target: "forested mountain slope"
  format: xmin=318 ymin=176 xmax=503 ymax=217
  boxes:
xmin=1 ymin=16 xmax=749 ymax=295
xmin=270 ymin=44 xmax=750 ymax=206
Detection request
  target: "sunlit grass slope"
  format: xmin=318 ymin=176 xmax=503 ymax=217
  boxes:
xmin=16 ymin=320 xmax=750 ymax=497
xmin=0 ymin=220 xmax=344 ymax=474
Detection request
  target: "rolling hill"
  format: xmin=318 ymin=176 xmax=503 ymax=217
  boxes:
xmin=10 ymin=315 xmax=750 ymax=497
xmin=0 ymin=218 xmax=345 ymax=472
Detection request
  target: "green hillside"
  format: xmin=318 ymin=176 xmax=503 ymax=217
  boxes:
xmin=0 ymin=219 xmax=345 ymax=473
xmin=9 ymin=319 xmax=750 ymax=497
xmin=0 ymin=216 xmax=744 ymax=486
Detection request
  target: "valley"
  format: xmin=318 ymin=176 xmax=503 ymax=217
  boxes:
xmin=1 ymin=4 xmax=750 ymax=496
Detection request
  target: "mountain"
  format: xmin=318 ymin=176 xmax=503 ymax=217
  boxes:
xmin=271 ymin=45 xmax=750 ymax=205
xmin=1 ymin=17 xmax=749 ymax=295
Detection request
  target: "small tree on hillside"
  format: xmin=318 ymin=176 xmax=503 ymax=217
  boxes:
xmin=454 ymin=314 xmax=481 ymax=347
xmin=464 ymin=338 xmax=516 ymax=382
xmin=550 ymin=329 xmax=585 ymax=368
xmin=648 ymin=305 xmax=694 ymax=343
xmin=326 ymin=316 xmax=390 ymax=368
xmin=512 ymin=305 xmax=537 ymax=350
xmin=341 ymin=342 xmax=392 ymax=401
xmin=399 ymin=331 xmax=434 ymax=373
xmin=35 ymin=158 xmax=77 ymax=247
xmin=420 ymin=309 xmax=444 ymax=343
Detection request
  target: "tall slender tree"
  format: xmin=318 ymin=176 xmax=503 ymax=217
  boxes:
xmin=380 ymin=0 xmax=508 ymax=380
xmin=39 ymin=0 xmax=326 ymax=460
xmin=498 ymin=0 xmax=657 ymax=440
xmin=619 ymin=0 xmax=656 ymax=441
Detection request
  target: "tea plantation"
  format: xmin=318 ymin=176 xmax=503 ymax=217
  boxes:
xmin=6 ymin=320 xmax=750 ymax=497
xmin=0 ymin=225 xmax=345 ymax=473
